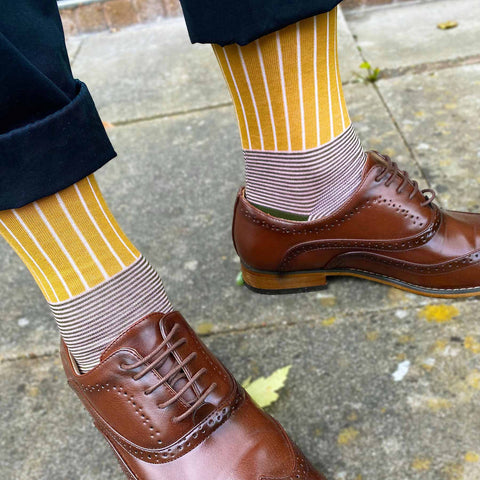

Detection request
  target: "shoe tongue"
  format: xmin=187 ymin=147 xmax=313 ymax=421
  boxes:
xmin=100 ymin=312 xmax=196 ymax=404
xmin=366 ymin=150 xmax=388 ymax=170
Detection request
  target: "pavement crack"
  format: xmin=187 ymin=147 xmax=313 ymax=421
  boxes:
xmin=1 ymin=298 xmax=477 ymax=366
xmin=70 ymin=39 xmax=85 ymax=68
xmin=0 ymin=349 xmax=59 ymax=366
xmin=111 ymin=102 xmax=233 ymax=127
xmin=351 ymin=42 xmax=433 ymax=192
xmin=379 ymin=54 xmax=480 ymax=80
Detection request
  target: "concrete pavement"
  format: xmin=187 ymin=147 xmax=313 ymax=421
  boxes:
xmin=2 ymin=1 xmax=480 ymax=478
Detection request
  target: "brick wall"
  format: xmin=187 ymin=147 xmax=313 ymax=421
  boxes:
xmin=342 ymin=0 xmax=416 ymax=8
xmin=60 ymin=0 xmax=419 ymax=36
xmin=60 ymin=0 xmax=182 ymax=35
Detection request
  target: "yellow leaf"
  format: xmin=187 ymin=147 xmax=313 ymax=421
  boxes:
xmin=243 ymin=365 xmax=292 ymax=408
xmin=337 ymin=427 xmax=360 ymax=445
xmin=418 ymin=304 xmax=459 ymax=323
xmin=196 ymin=322 xmax=214 ymax=335
xmin=465 ymin=452 xmax=479 ymax=463
xmin=365 ymin=331 xmax=379 ymax=341
xmin=426 ymin=397 xmax=452 ymax=411
xmin=322 ymin=317 xmax=336 ymax=326
xmin=437 ymin=21 xmax=458 ymax=30
xmin=466 ymin=370 xmax=480 ymax=390
xmin=412 ymin=458 xmax=432 ymax=471
xmin=464 ymin=336 xmax=480 ymax=354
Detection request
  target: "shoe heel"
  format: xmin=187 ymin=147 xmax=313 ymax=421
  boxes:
xmin=241 ymin=264 xmax=328 ymax=293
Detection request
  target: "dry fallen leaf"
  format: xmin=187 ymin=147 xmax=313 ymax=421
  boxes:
xmin=437 ymin=21 xmax=458 ymax=30
xmin=236 ymin=271 xmax=244 ymax=286
xmin=102 ymin=120 xmax=115 ymax=129
xmin=242 ymin=365 xmax=292 ymax=408
xmin=196 ymin=322 xmax=214 ymax=335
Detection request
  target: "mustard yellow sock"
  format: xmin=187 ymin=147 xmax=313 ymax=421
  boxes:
xmin=0 ymin=175 xmax=172 ymax=371
xmin=213 ymin=7 xmax=367 ymax=219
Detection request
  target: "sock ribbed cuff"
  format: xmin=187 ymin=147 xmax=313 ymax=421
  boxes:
xmin=244 ymin=124 xmax=366 ymax=219
xmin=49 ymin=255 xmax=172 ymax=372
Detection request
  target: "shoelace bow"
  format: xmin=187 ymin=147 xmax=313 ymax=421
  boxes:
xmin=374 ymin=152 xmax=436 ymax=207
xmin=121 ymin=323 xmax=217 ymax=423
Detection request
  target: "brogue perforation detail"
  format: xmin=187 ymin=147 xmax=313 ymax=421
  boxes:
xmin=241 ymin=198 xmax=381 ymax=236
xmin=241 ymin=194 xmax=429 ymax=237
xmin=82 ymin=382 xmax=111 ymax=393
xmin=375 ymin=195 xmax=423 ymax=227
xmin=81 ymin=383 xmax=164 ymax=440
xmin=279 ymin=210 xmax=442 ymax=270
xmin=101 ymin=388 xmax=244 ymax=464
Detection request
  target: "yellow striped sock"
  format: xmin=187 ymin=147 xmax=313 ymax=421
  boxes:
xmin=213 ymin=7 xmax=349 ymax=151
xmin=0 ymin=175 xmax=173 ymax=371
xmin=0 ymin=175 xmax=140 ymax=303
xmin=212 ymin=7 xmax=367 ymax=220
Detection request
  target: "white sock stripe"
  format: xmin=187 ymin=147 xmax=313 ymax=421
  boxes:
xmin=59 ymin=290 xmax=172 ymax=362
xmin=49 ymin=255 xmax=148 ymax=311
xmin=213 ymin=46 xmax=249 ymax=148
xmin=0 ymin=218 xmax=58 ymax=301
xmin=244 ymin=125 xmax=359 ymax=168
xmin=309 ymin=151 xmax=367 ymax=218
xmin=333 ymin=10 xmax=346 ymax=131
xmin=55 ymin=193 xmax=109 ymax=282
xmin=222 ymin=48 xmax=252 ymax=149
xmin=244 ymin=128 xmax=357 ymax=171
xmin=276 ymin=31 xmax=292 ymax=151
xmin=296 ymin=22 xmax=306 ymax=151
xmin=49 ymin=255 xmax=172 ymax=372
xmin=237 ymin=46 xmax=264 ymax=150
xmin=52 ymin=271 xmax=169 ymax=328
xmin=255 ymin=40 xmax=278 ymax=151
xmin=59 ymin=287 xmax=170 ymax=346
xmin=246 ymin=192 xmax=317 ymax=209
xmin=246 ymin=184 xmax=332 ymax=200
xmin=73 ymin=183 xmax=126 ymax=270
xmin=86 ymin=176 xmax=138 ymax=261
xmin=54 ymin=269 xmax=162 ymax=325
xmin=313 ymin=16 xmax=320 ymax=146
xmin=243 ymin=121 xmax=355 ymax=157
xmin=12 ymin=208 xmax=72 ymax=298
xmin=57 ymin=282 xmax=167 ymax=342
xmin=33 ymin=200 xmax=90 ymax=291
xmin=326 ymin=12 xmax=334 ymax=141
xmin=244 ymin=125 xmax=366 ymax=217
xmin=51 ymin=257 xmax=155 ymax=316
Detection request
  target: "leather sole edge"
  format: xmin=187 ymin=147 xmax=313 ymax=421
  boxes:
xmin=241 ymin=263 xmax=480 ymax=298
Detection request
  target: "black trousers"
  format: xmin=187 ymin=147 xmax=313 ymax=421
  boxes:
xmin=0 ymin=0 xmax=342 ymax=210
xmin=181 ymin=0 xmax=343 ymax=46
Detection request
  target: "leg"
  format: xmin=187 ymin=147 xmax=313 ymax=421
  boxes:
xmin=0 ymin=0 xmax=115 ymax=209
xmin=0 ymin=0 xmax=172 ymax=373
xmin=1 ymin=3 xmax=328 ymax=480
xmin=181 ymin=0 xmax=480 ymax=297
xmin=213 ymin=8 xmax=366 ymax=220
xmin=0 ymin=176 xmax=172 ymax=371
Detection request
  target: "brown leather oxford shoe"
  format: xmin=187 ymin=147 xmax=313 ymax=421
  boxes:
xmin=62 ymin=311 xmax=326 ymax=480
xmin=233 ymin=151 xmax=480 ymax=298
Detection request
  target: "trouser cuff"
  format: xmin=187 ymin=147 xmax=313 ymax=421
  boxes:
xmin=0 ymin=80 xmax=116 ymax=210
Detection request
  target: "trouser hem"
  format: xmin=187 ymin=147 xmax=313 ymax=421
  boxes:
xmin=0 ymin=80 xmax=116 ymax=210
